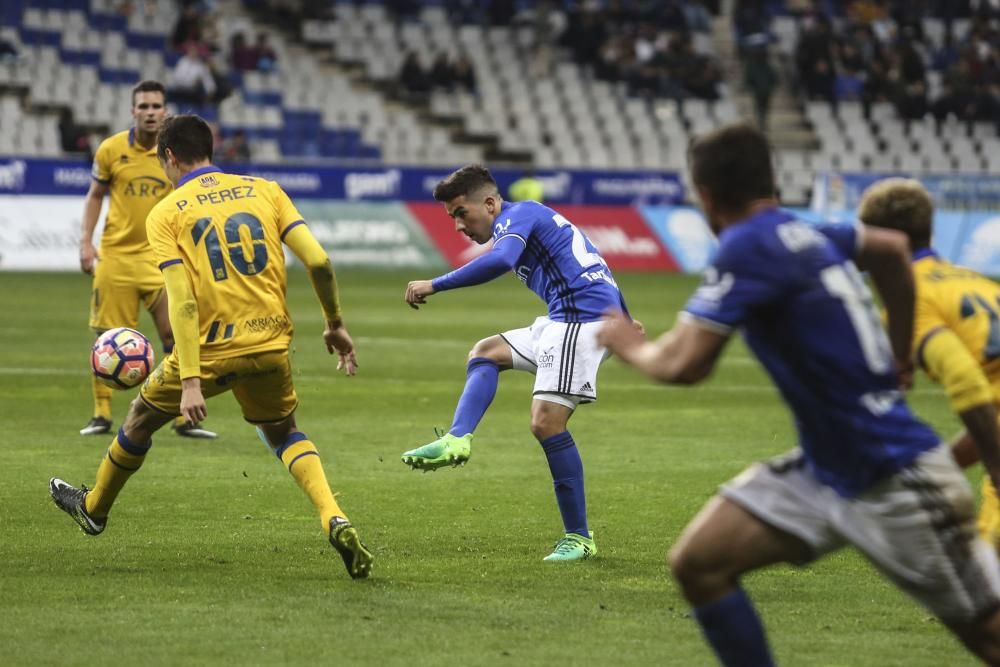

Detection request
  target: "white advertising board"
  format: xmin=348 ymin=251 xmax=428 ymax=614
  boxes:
xmin=0 ymin=195 xmax=106 ymax=271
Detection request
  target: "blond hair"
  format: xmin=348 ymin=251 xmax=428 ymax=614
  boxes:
xmin=857 ymin=177 xmax=934 ymax=249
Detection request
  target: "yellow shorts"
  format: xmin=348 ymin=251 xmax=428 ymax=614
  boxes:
xmin=89 ymin=255 xmax=164 ymax=331
xmin=139 ymin=348 xmax=299 ymax=423
xmin=979 ymin=476 xmax=1000 ymax=552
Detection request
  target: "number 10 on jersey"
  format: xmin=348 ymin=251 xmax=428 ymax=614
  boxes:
xmin=192 ymin=213 xmax=269 ymax=281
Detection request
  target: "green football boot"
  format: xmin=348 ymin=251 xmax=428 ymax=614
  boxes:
xmin=401 ymin=432 xmax=472 ymax=471
xmin=543 ymin=532 xmax=597 ymax=562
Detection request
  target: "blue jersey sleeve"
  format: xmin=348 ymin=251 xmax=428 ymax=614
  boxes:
xmin=431 ymin=236 xmax=523 ymax=292
xmin=816 ymin=223 xmax=859 ymax=262
xmin=492 ymin=204 xmax=535 ymax=246
xmin=683 ymin=232 xmax=786 ymax=333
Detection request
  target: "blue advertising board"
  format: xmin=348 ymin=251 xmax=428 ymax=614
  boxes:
xmin=810 ymin=172 xmax=1000 ymax=275
xmin=0 ymin=157 xmax=684 ymax=205
xmin=812 ymin=172 xmax=1000 ymax=214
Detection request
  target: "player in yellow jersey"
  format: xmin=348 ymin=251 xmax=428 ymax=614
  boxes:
xmin=50 ymin=114 xmax=374 ymax=578
xmin=858 ymin=177 xmax=1000 ymax=550
xmin=80 ymin=80 xmax=215 ymax=439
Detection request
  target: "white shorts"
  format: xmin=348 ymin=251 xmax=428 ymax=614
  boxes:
xmin=721 ymin=444 xmax=1000 ymax=624
xmin=499 ymin=316 xmax=609 ymax=409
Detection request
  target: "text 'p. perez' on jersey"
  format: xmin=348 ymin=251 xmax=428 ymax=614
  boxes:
xmin=682 ymin=207 xmax=939 ymax=497
xmin=146 ymin=165 xmax=303 ymax=360
xmin=494 ymin=200 xmax=628 ymax=322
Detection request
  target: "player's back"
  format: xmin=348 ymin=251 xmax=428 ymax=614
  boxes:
xmin=685 ymin=209 xmax=939 ymax=496
xmin=914 ymin=251 xmax=1000 ymax=383
xmin=147 ymin=167 xmax=301 ymax=360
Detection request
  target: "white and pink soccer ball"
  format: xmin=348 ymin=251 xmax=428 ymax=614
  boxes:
xmin=91 ymin=327 xmax=154 ymax=389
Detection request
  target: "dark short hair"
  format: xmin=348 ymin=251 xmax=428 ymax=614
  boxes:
xmin=157 ymin=114 xmax=214 ymax=164
xmin=131 ymin=80 xmax=166 ymax=106
xmin=433 ymin=164 xmax=498 ymax=202
xmin=688 ymin=123 xmax=776 ymax=212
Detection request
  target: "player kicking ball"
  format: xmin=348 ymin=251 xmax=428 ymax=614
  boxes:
xmin=599 ymin=124 xmax=1000 ymax=664
xmin=50 ymin=115 xmax=373 ymax=579
xmin=402 ymin=165 xmax=638 ymax=562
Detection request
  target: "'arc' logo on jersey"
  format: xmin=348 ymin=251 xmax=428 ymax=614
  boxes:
xmin=199 ymin=175 xmax=220 ymax=187
xmin=123 ymin=175 xmax=168 ymax=198
xmin=494 ymin=218 xmax=511 ymax=236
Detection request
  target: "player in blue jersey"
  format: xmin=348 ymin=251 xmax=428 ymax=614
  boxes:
xmin=600 ymin=124 xmax=1000 ymax=664
xmin=402 ymin=164 xmax=637 ymax=562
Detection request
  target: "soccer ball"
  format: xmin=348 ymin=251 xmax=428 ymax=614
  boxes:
xmin=91 ymin=327 xmax=155 ymax=389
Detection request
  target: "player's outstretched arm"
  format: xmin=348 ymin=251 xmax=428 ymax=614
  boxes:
xmin=599 ymin=310 xmax=729 ymax=384
xmin=406 ymin=237 xmax=523 ymax=309
xmin=856 ymin=227 xmax=915 ymax=371
xmin=283 ymin=223 xmax=357 ymax=376
xmin=162 ymin=263 xmax=206 ymax=425
xmin=79 ymin=180 xmax=109 ymax=275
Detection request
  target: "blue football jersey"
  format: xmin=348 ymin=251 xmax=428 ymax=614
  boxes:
xmin=683 ymin=207 xmax=938 ymax=497
xmin=494 ymin=201 xmax=627 ymax=322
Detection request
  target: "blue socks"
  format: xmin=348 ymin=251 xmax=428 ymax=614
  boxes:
xmin=693 ymin=588 xmax=775 ymax=667
xmin=448 ymin=357 xmax=499 ymax=437
xmin=448 ymin=359 xmax=590 ymax=539
xmin=540 ymin=431 xmax=588 ymax=537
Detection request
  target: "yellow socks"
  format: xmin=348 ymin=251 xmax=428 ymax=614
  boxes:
xmin=278 ymin=433 xmax=345 ymax=534
xmin=85 ymin=429 xmax=149 ymax=518
xmin=92 ymin=376 xmax=112 ymax=420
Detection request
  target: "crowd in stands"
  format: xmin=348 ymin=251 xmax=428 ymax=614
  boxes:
xmin=398 ymin=50 xmax=477 ymax=100
xmin=164 ymin=2 xmax=279 ymax=107
xmin=554 ymin=2 xmax=724 ymax=102
xmin=776 ymin=1 xmax=1000 ymax=129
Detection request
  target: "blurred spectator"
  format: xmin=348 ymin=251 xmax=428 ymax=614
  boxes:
xmin=253 ymin=32 xmax=277 ymax=72
xmin=528 ymin=0 xmax=567 ymax=78
xmin=399 ymin=51 xmax=431 ymax=99
xmin=429 ymin=52 xmax=454 ymax=90
xmin=487 ymin=0 xmax=516 ymax=27
xmin=445 ymin=0 xmax=479 ymax=25
xmin=892 ymin=41 xmax=928 ymax=120
xmin=683 ymin=1 xmax=713 ymax=32
xmin=385 ymin=0 xmax=419 ymax=22
xmin=220 ymin=129 xmax=252 ymax=163
xmin=744 ymin=42 xmax=778 ymax=129
xmin=171 ymin=5 xmax=203 ymax=51
xmin=230 ymin=32 xmax=257 ymax=71
xmin=169 ymin=44 xmax=217 ymax=104
xmin=0 ymin=37 xmax=17 ymax=62
xmin=734 ymin=0 xmax=771 ymax=48
xmin=452 ymin=54 xmax=477 ymax=94
xmin=562 ymin=6 xmax=606 ymax=68
xmin=795 ymin=14 xmax=837 ymax=101
xmin=672 ymin=32 xmax=722 ymax=100
xmin=59 ymin=109 xmax=92 ymax=159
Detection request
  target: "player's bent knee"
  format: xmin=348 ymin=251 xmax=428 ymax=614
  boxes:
xmin=257 ymin=413 xmax=298 ymax=447
xmin=468 ymin=336 xmax=510 ymax=366
xmin=122 ymin=397 xmax=171 ymax=442
xmin=669 ymin=544 xmax=733 ymax=603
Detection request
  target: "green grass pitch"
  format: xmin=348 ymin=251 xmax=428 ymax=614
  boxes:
xmin=0 ymin=269 xmax=979 ymax=666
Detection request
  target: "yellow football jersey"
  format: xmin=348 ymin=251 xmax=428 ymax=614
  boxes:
xmin=146 ymin=167 xmax=304 ymax=360
xmin=913 ymin=250 xmax=1000 ymax=385
xmin=92 ymin=128 xmax=172 ymax=258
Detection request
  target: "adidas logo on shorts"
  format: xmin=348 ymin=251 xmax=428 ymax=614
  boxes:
xmin=579 ymin=382 xmax=593 ymax=393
